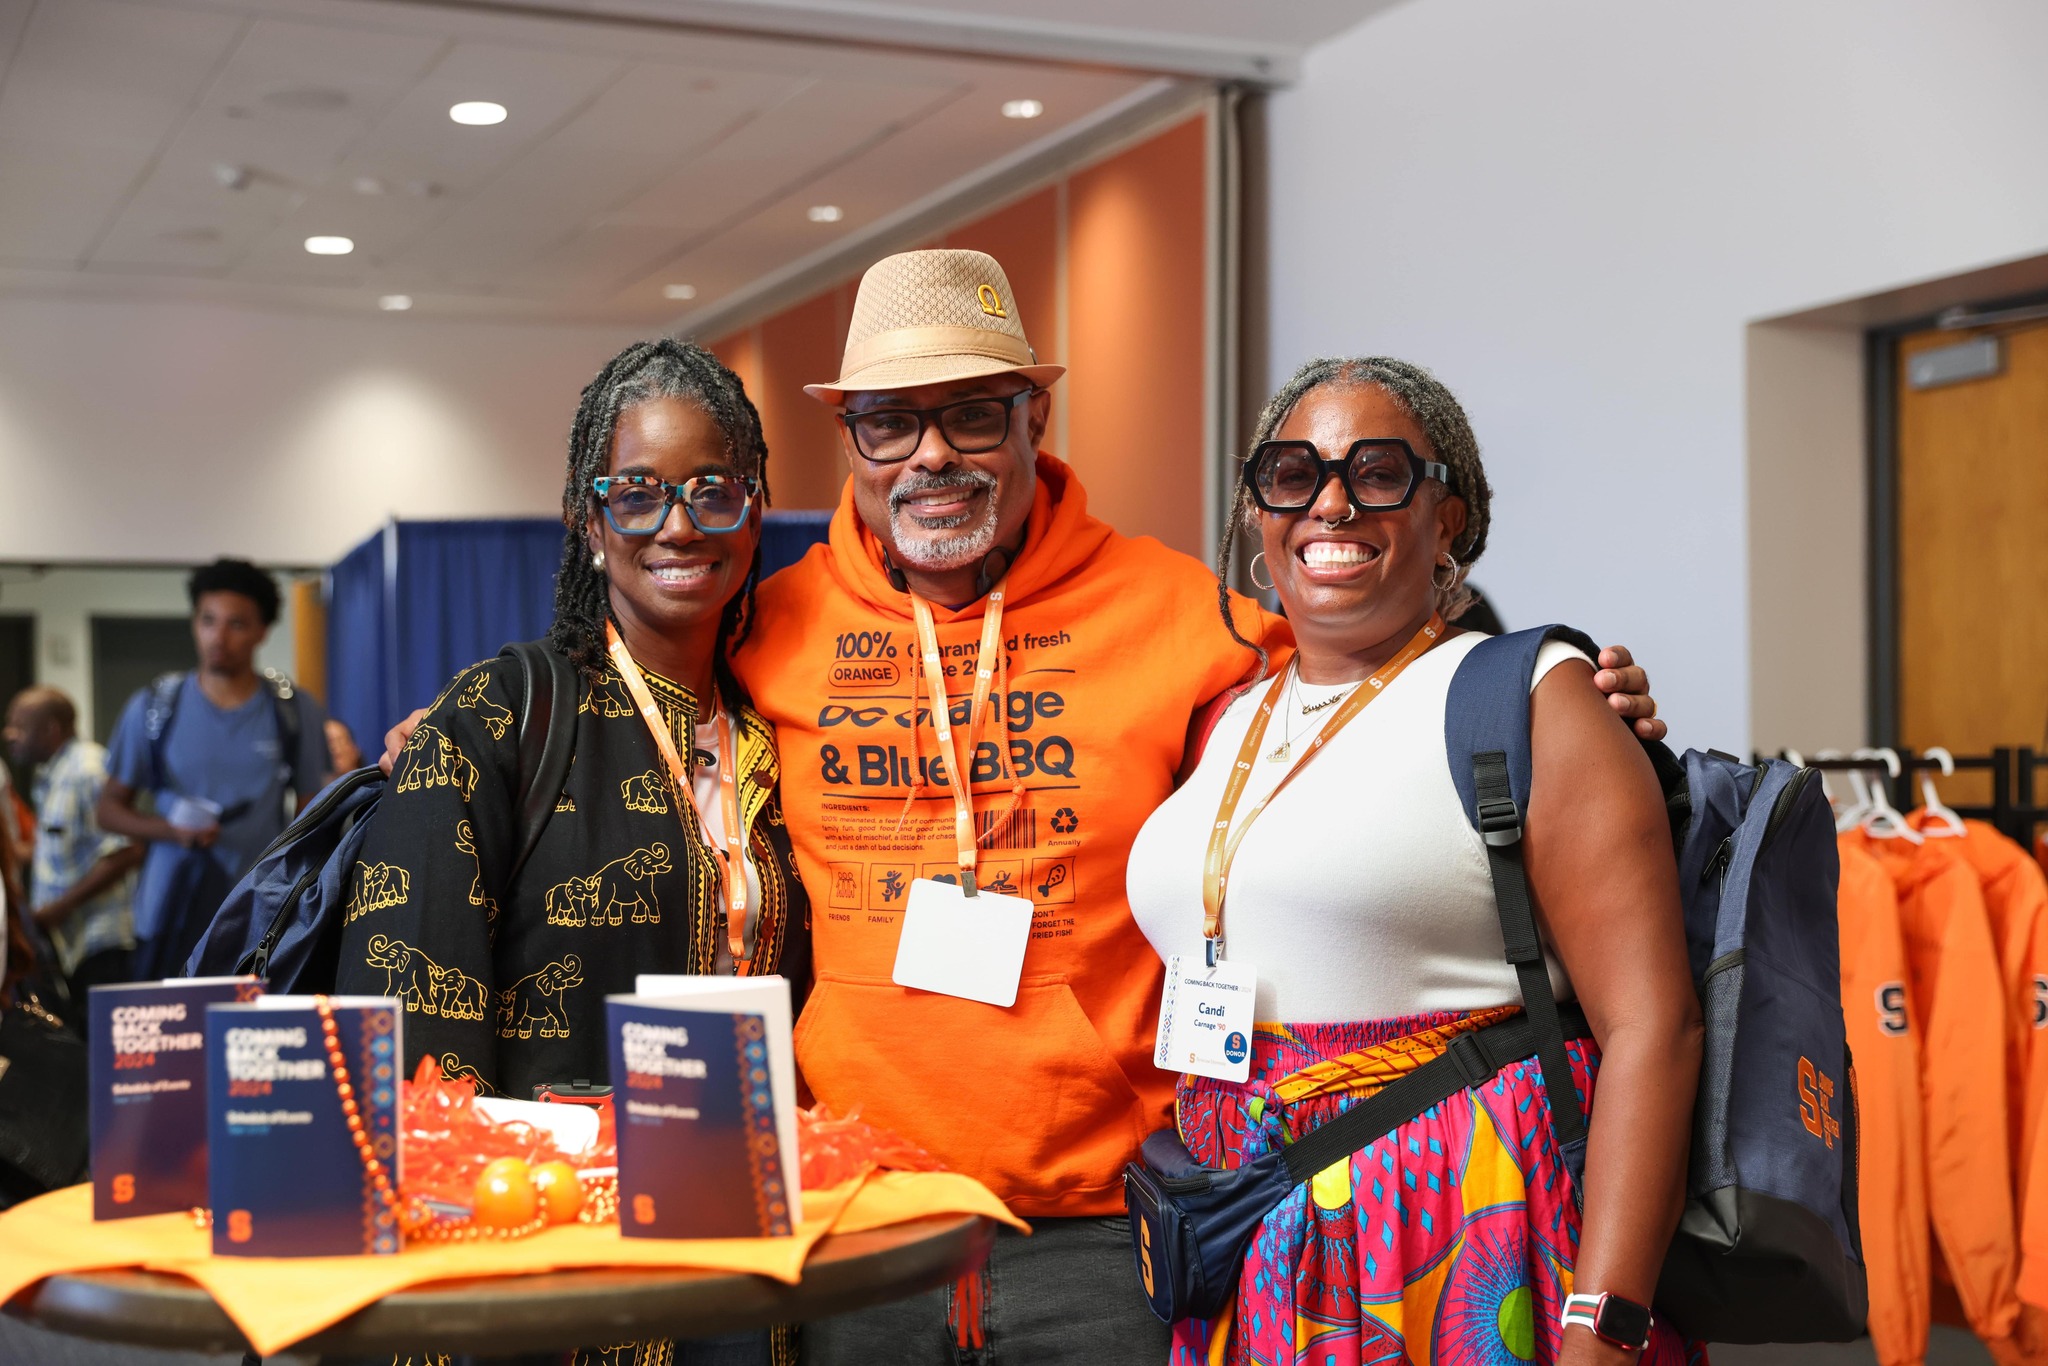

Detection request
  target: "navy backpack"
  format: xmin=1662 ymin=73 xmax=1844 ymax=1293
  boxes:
xmin=184 ymin=641 xmax=578 ymax=991
xmin=1448 ymin=626 xmax=1866 ymax=1343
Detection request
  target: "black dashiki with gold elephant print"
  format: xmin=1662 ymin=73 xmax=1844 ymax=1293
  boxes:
xmin=334 ymin=645 xmax=810 ymax=1098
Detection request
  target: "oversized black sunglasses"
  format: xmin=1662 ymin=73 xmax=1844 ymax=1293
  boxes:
xmin=1244 ymin=438 xmax=1449 ymax=515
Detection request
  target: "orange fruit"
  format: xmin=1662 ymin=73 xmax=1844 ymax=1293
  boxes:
xmin=530 ymin=1160 xmax=586 ymax=1224
xmin=472 ymin=1156 xmax=538 ymax=1228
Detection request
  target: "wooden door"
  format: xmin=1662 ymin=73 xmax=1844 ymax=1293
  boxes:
xmin=1896 ymin=319 xmax=2048 ymax=803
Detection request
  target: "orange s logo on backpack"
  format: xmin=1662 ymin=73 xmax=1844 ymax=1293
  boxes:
xmin=1137 ymin=1215 xmax=1156 ymax=1297
xmin=1797 ymin=1057 xmax=1840 ymax=1148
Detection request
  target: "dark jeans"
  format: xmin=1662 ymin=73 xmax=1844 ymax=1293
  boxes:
xmin=67 ymin=948 xmax=134 ymax=1035
xmin=803 ymin=1214 xmax=1167 ymax=1366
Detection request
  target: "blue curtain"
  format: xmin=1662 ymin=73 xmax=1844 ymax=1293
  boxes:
xmin=324 ymin=528 xmax=391 ymax=760
xmin=325 ymin=512 xmax=833 ymax=751
xmin=761 ymin=509 xmax=832 ymax=579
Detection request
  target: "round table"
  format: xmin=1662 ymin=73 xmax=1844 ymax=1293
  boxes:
xmin=11 ymin=1214 xmax=997 ymax=1356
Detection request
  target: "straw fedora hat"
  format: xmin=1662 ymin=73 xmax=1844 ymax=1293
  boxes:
xmin=803 ymin=248 xmax=1066 ymax=402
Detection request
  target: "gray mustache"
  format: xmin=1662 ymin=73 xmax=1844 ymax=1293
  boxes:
xmin=889 ymin=468 xmax=998 ymax=511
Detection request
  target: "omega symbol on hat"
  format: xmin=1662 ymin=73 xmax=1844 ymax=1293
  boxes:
xmin=976 ymin=283 xmax=1007 ymax=318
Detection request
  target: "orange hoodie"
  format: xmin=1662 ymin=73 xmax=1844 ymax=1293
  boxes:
xmin=1838 ymin=834 xmax=1930 ymax=1366
xmin=1907 ymin=818 xmax=2048 ymax=1325
xmin=733 ymin=454 xmax=1281 ymax=1218
xmin=1911 ymin=817 xmax=2048 ymax=1173
xmin=1851 ymin=830 xmax=2020 ymax=1349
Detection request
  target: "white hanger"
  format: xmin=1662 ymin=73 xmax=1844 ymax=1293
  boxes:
xmin=1916 ymin=747 xmax=1967 ymax=837
xmin=1815 ymin=749 xmax=1868 ymax=832
xmin=1855 ymin=748 xmax=1923 ymax=843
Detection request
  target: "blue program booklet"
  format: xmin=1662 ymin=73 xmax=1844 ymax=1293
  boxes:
xmin=204 ymin=995 xmax=403 ymax=1257
xmin=609 ymin=975 xmax=801 ymax=1239
xmin=89 ymin=977 xmax=262 ymax=1220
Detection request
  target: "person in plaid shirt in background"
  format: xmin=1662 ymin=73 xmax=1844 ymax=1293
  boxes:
xmin=4 ymin=688 xmax=140 ymax=1009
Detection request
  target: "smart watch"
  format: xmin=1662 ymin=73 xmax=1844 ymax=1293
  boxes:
xmin=1560 ymin=1291 xmax=1653 ymax=1351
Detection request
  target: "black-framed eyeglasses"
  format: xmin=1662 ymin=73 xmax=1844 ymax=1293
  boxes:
xmin=1244 ymin=438 xmax=1449 ymax=514
xmin=839 ymin=387 xmax=1040 ymax=464
xmin=591 ymin=473 xmax=757 ymax=536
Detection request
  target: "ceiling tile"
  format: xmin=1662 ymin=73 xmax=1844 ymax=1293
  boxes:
xmin=0 ymin=0 xmax=241 ymax=154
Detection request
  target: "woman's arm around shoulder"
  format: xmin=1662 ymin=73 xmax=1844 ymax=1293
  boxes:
xmin=1522 ymin=657 xmax=1702 ymax=1365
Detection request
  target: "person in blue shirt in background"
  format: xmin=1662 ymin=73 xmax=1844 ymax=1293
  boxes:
xmin=99 ymin=559 xmax=330 ymax=978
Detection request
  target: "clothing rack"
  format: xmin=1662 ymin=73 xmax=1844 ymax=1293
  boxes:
xmin=1760 ymin=748 xmax=2047 ymax=848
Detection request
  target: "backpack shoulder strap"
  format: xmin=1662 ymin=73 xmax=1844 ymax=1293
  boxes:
xmin=501 ymin=640 xmax=579 ymax=884
xmin=143 ymin=671 xmax=187 ymax=792
xmin=1444 ymin=625 xmax=1599 ymax=1182
xmin=260 ymin=669 xmax=307 ymax=795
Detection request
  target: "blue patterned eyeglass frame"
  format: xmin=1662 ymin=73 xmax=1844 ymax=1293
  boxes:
xmin=591 ymin=473 xmax=758 ymax=537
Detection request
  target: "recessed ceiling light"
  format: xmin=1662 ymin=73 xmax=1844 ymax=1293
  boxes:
xmin=304 ymin=235 xmax=354 ymax=255
xmin=1001 ymin=99 xmax=1044 ymax=120
xmin=353 ymin=176 xmax=387 ymax=196
xmin=379 ymin=294 xmax=413 ymax=311
xmin=807 ymin=205 xmax=843 ymax=223
xmin=449 ymin=101 xmax=507 ymax=126
xmin=663 ymin=284 xmax=697 ymax=301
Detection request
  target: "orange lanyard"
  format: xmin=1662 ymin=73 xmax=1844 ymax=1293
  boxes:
xmin=1201 ymin=615 xmax=1444 ymax=963
xmin=605 ymin=624 xmax=750 ymax=970
xmin=908 ymin=587 xmax=1010 ymax=896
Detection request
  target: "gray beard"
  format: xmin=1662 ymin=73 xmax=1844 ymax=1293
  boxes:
xmin=888 ymin=470 xmax=1001 ymax=571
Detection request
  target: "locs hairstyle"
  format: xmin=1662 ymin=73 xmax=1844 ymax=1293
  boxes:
xmin=1214 ymin=356 xmax=1494 ymax=673
xmin=549 ymin=339 xmax=773 ymax=676
xmin=187 ymin=557 xmax=281 ymax=625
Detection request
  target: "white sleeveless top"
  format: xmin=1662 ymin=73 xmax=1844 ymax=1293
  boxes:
xmin=1125 ymin=632 xmax=1589 ymax=1023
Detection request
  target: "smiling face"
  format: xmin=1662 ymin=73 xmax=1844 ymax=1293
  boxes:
xmin=839 ymin=375 xmax=1049 ymax=586
xmin=585 ymin=394 xmax=760 ymax=657
xmin=1256 ymin=382 xmax=1467 ymax=664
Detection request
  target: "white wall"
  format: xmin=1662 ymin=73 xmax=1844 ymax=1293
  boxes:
xmin=0 ymin=566 xmax=309 ymax=739
xmin=0 ymin=297 xmax=639 ymax=566
xmin=1266 ymin=0 xmax=2048 ymax=751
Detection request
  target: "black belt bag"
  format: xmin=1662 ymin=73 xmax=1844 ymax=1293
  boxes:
xmin=1124 ymin=1004 xmax=1590 ymax=1324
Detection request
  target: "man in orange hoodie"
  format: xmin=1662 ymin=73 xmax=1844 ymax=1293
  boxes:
xmin=732 ymin=248 xmax=1663 ymax=1363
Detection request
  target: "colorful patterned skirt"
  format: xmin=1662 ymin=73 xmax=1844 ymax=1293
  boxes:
xmin=1171 ymin=1009 xmax=1705 ymax=1366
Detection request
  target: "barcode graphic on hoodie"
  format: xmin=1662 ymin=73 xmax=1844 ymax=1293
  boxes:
xmin=978 ymin=809 xmax=1037 ymax=850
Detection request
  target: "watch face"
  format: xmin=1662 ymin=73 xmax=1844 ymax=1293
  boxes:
xmin=1597 ymin=1295 xmax=1653 ymax=1347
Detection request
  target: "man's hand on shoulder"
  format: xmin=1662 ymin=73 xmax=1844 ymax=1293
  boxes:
xmin=1593 ymin=645 xmax=1666 ymax=743
xmin=381 ymin=710 xmax=428 ymax=775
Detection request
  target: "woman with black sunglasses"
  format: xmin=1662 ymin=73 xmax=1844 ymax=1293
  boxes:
xmin=1125 ymin=357 xmax=1701 ymax=1366
xmin=336 ymin=339 xmax=809 ymax=1366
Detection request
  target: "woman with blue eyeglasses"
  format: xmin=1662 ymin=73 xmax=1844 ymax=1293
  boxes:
xmin=336 ymin=343 xmax=809 ymax=1365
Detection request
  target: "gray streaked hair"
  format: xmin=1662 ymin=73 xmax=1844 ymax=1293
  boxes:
xmin=1214 ymin=357 xmax=1492 ymax=661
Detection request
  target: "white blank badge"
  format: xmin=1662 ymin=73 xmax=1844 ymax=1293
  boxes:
xmin=1156 ymin=954 xmax=1258 ymax=1083
xmin=891 ymin=876 xmax=1035 ymax=1007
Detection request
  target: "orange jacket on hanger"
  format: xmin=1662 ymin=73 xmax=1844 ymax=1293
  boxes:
xmin=1839 ymin=835 xmax=1931 ymax=1366
xmin=1852 ymin=829 xmax=2021 ymax=1349
xmin=1912 ymin=815 xmax=2048 ymax=1176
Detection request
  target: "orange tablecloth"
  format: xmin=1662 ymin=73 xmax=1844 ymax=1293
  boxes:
xmin=0 ymin=1170 xmax=1022 ymax=1355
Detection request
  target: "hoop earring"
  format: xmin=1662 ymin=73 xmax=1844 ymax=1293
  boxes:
xmin=1432 ymin=552 xmax=1459 ymax=591
xmin=1249 ymin=552 xmax=1274 ymax=592
xmin=592 ymin=548 xmax=606 ymax=571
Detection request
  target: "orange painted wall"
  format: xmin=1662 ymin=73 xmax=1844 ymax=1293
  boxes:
xmin=1065 ymin=117 xmax=1207 ymax=555
xmin=939 ymin=187 xmax=1061 ymax=370
xmin=703 ymin=116 xmax=1208 ymax=558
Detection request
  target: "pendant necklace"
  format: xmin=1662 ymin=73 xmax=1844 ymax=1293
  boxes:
xmin=1267 ymin=668 xmax=1358 ymax=764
